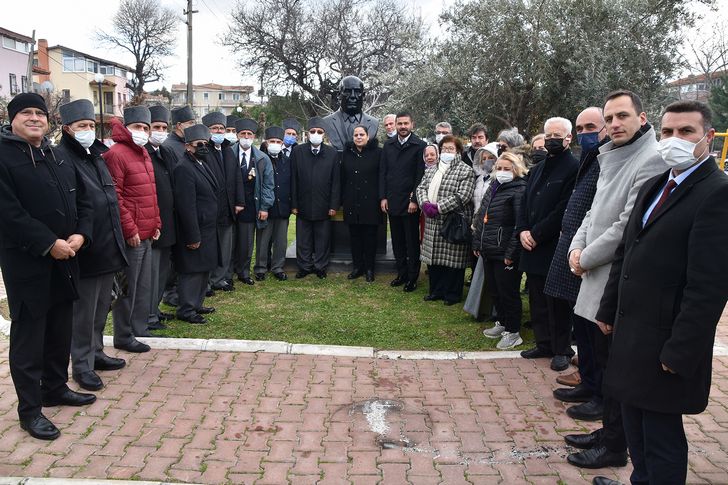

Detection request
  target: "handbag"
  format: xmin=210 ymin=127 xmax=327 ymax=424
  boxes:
xmin=439 ymin=198 xmax=471 ymax=244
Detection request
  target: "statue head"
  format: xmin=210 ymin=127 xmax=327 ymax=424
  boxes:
xmin=339 ymin=75 xmax=365 ymax=116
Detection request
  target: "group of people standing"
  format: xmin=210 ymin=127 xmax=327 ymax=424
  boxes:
xmin=0 ymin=89 xmax=727 ymax=485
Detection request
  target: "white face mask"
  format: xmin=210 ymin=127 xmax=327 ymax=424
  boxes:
xmin=387 ymin=130 xmax=396 ymax=138
xmin=224 ymin=132 xmax=238 ymax=144
xmin=440 ymin=152 xmax=455 ymax=164
xmin=239 ymin=137 xmax=254 ymax=149
xmin=267 ymin=142 xmax=283 ymax=156
xmin=73 ymin=130 xmax=95 ymax=149
xmin=130 ymin=130 xmax=149 ymax=147
xmin=657 ymin=134 xmax=707 ymax=171
xmin=495 ymin=171 xmax=514 ymax=184
xmin=309 ymin=133 xmax=324 ymax=146
xmin=149 ymin=131 xmax=168 ymax=146
xmin=435 ymin=133 xmax=445 ymax=144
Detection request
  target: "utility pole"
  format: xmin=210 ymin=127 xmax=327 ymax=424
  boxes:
xmin=184 ymin=0 xmax=198 ymax=108
xmin=26 ymin=30 xmax=35 ymax=93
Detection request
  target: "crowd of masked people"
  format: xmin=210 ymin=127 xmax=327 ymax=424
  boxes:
xmin=2 ymin=90 xmax=728 ymax=485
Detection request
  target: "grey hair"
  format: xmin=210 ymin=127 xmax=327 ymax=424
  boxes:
xmin=435 ymin=121 xmax=452 ymax=131
xmin=544 ymin=117 xmax=573 ymax=135
xmin=496 ymin=127 xmax=525 ymax=148
xmin=384 ymin=113 xmax=396 ymax=122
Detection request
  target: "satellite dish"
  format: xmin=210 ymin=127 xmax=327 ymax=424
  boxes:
xmin=40 ymin=81 xmax=54 ymax=93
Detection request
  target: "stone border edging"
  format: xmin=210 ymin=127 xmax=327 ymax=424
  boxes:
xmin=0 ymin=479 xmax=197 ymax=485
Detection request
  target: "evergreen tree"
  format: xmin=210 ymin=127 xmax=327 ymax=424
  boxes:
xmin=710 ymin=76 xmax=728 ymax=132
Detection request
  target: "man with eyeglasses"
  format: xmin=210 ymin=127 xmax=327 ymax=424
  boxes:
xmin=0 ymin=93 xmax=95 ymax=440
xmin=434 ymin=121 xmax=452 ymax=144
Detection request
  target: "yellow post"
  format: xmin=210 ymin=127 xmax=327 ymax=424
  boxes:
xmin=715 ymin=132 xmax=728 ymax=170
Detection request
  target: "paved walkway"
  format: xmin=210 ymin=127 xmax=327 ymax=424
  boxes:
xmin=0 ymin=309 xmax=726 ymax=483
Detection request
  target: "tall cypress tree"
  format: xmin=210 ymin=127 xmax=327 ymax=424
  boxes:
xmin=710 ymin=76 xmax=728 ymax=132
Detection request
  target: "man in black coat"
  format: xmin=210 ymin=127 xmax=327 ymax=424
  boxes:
xmin=146 ymin=105 xmax=177 ymax=329
xmin=0 ymin=93 xmax=96 ymax=440
xmin=162 ymin=105 xmax=196 ymax=166
xmin=291 ymin=117 xmax=341 ymax=278
xmin=592 ymin=101 xmax=728 ymax=485
xmin=379 ymin=112 xmax=426 ymax=291
xmin=516 ymin=116 xmax=578 ymax=371
xmin=173 ymin=125 xmax=219 ymax=324
xmin=462 ymin=123 xmax=488 ymax=167
xmin=57 ymin=99 xmax=128 ymax=393
xmin=202 ymin=111 xmax=244 ymax=291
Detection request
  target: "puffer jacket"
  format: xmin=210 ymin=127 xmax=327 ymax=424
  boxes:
xmin=472 ymin=177 xmax=527 ymax=261
xmin=102 ymin=118 xmax=161 ymax=240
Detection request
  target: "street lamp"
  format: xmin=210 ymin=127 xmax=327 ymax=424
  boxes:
xmin=94 ymin=73 xmax=105 ymax=140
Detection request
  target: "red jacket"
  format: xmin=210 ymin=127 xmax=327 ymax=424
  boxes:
xmin=102 ymin=119 xmax=161 ymax=240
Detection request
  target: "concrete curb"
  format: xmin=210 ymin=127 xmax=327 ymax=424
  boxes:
xmin=0 ymin=479 xmax=198 ymax=485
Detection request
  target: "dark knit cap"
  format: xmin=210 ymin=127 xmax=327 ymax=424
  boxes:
xmin=282 ymin=118 xmax=302 ymax=133
xmin=8 ymin=93 xmax=48 ymax=122
xmin=59 ymin=99 xmax=95 ymax=125
xmin=265 ymin=126 xmax=285 ymax=141
xmin=235 ymin=118 xmax=258 ymax=134
xmin=149 ymin=105 xmax=170 ymax=124
xmin=184 ymin=124 xmax=211 ymax=143
xmin=124 ymin=106 xmax=151 ymax=126
xmin=202 ymin=111 xmax=226 ymax=128
xmin=226 ymin=115 xmax=238 ymax=129
xmin=172 ymin=105 xmax=195 ymax=124
xmin=308 ymin=116 xmax=326 ymax=131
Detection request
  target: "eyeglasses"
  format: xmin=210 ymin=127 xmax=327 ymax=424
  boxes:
xmin=191 ymin=143 xmax=207 ymax=148
xmin=309 ymin=129 xmax=325 ymax=135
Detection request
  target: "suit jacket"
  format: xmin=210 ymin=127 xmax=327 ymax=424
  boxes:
xmin=323 ymin=110 xmax=379 ymax=152
xmin=208 ymin=141 xmax=245 ymax=226
xmin=379 ymin=133 xmax=426 ymax=216
xmin=146 ymin=143 xmax=177 ymax=248
xmin=290 ymin=142 xmax=341 ymax=221
xmin=231 ymin=143 xmax=274 ymax=228
xmin=596 ymin=159 xmax=728 ymax=414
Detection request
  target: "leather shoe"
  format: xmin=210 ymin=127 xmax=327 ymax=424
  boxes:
xmin=205 ymin=288 xmax=215 ymax=297
xmin=565 ymin=429 xmax=602 ymax=449
xmin=147 ymin=321 xmax=167 ymax=330
xmin=114 ymin=340 xmax=151 ymax=353
xmin=551 ymin=355 xmax=571 ymax=371
xmin=197 ymin=306 xmax=215 ymax=314
xmin=20 ymin=414 xmax=60 ymax=440
xmin=592 ymin=477 xmax=623 ymax=485
xmin=553 ymin=384 xmax=592 ymax=403
xmin=295 ymin=270 xmax=310 ymax=279
xmin=158 ymin=311 xmax=174 ymax=321
xmin=73 ymin=371 xmax=103 ymax=391
xmin=556 ymin=370 xmax=581 ymax=387
xmin=424 ymin=294 xmax=441 ymax=301
xmin=365 ymin=271 xmax=374 ymax=282
xmin=255 ymin=272 xmax=266 ymax=281
xmin=390 ymin=276 xmax=406 ymax=287
xmin=567 ymin=446 xmax=628 ymax=469
xmin=403 ymin=281 xmax=417 ymax=292
xmin=178 ymin=313 xmax=207 ymax=324
xmin=221 ymin=282 xmax=235 ymax=291
xmin=42 ymin=389 xmax=96 ymax=407
xmin=94 ymin=353 xmax=126 ymax=371
xmin=567 ymin=399 xmax=604 ymax=421
xmin=443 ymin=299 xmax=459 ymax=306
xmin=240 ymin=276 xmax=255 ymax=285
xmin=274 ymin=272 xmax=288 ymax=281
xmin=347 ymin=269 xmax=364 ymax=280
xmin=316 ymin=270 xmax=327 ymax=279
xmin=520 ymin=347 xmax=553 ymax=359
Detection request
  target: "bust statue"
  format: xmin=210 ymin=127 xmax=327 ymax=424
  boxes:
xmin=323 ymin=75 xmax=379 ymax=152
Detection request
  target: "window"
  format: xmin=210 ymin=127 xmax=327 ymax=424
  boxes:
xmin=203 ymin=92 xmax=209 ymax=101
xmin=61 ymin=89 xmax=70 ymax=103
xmin=2 ymin=37 xmax=15 ymax=50
xmin=87 ymin=60 xmax=98 ymax=73
xmin=218 ymin=92 xmax=224 ymax=100
xmin=9 ymin=74 xmax=18 ymax=95
xmin=62 ymin=50 xmax=88 ymax=72
xmin=21 ymin=76 xmax=27 ymax=93
xmin=233 ymin=93 xmax=240 ymax=101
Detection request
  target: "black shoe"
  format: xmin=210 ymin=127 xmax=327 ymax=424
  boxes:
xmin=20 ymin=414 xmax=60 ymax=440
xmin=553 ymin=384 xmax=592 ymax=403
xmin=162 ymin=297 xmax=178 ymax=307
xmin=158 ymin=311 xmax=174 ymax=321
xmin=567 ymin=399 xmax=604 ymax=421
xmin=443 ymin=299 xmax=459 ymax=306
xmin=365 ymin=271 xmax=374 ymax=282
xmin=205 ymin=288 xmax=216 ymax=297
xmin=42 ymin=389 xmax=96 ymax=407
xmin=242 ymin=277 xmax=255 ymax=285
xmin=221 ymin=282 xmax=235 ymax=291
xmin=73 ymin=371 xmax=104 ymax=391
xmin=114 ymin=340 xmax=151 ymax=353
xmin=255 ymin=273 xmax=266 ymax=281
xmin=403 ymin=281 xmax=417 ymax=292
xmin=94 ymin=353 xmax=126 ymax=371
xmin=551 ymin=355 xmax=571 ymax=371
xmin=197 ymin=306 xmax=216 ymax=315
xmin=316 ymin=270 xmax=327 ymax=279
xmin=423 ymin=294 xmax=441 ymax=301
xmin=178 ymin=313 xmax=207 ymax=324
xmin=147 ymin=321 xmax=167 ymax=330
xmin=347 ymin=269 xmax=364 ymax=280
xmin=295 ymin=270 xmax=310 ymax=279
xmin=567 ymin=446 xmax=628 ymax=469
xmin=522 ymin=319 xmax=532 ymax=328
xmin=565 ymin=429 xmax=603 ymax=449
xmin=390 ymin=276 xmax=406 ymax=287
xmin=592 ymin=477 xmax=623 ymax=485
xmin=273 ymin=272 xmax=288 ymax=281
xmin=520 ymin=347 xmax=553 ymax=359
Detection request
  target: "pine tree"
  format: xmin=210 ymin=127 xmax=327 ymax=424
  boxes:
xmin=710 ymin=76 xmax=728 ymax=132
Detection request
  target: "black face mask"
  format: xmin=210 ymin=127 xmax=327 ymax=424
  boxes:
xmin=531 ymin=150 xmax=548 ymax=164
xmin=194 ymin=145 xmax=209 ymax=157
xmin=545 ymin=138 xmax=566 ymax=155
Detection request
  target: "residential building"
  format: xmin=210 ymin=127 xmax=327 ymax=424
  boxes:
xmin=171 ymin=83 xmax=254 ymax=117
xmin=667 ymin=70 xmax=727 ymax=103
xmin=0 ymin=27 xmax=33 ymax=98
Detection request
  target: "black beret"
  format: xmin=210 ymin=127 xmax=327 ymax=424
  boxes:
xmin=265 ymin=126 xmax=285 ymax=141
xmin=202 ymin=111 xmax=226 ymax=128
xmin=59 ymin=99 xmax=95 ymax=125
xmin=308 ymin=116 xmax=326 ymax=130
xmin=226 ymin=115 xmax=238 ymax=129
xmin=235 ymin=118 xmax=258 ymax=134
xmin=184 ymin=124 xmax=211 ymax=143
xmin=149 ymin=105 xmax=170 ymax=124
xmin=171 ymin=105 xmax=195 ymax=124
xmin=282 ymin=118 xmax=302 ymax=133
xmin=124 ymin=106 xmax=151 ymax=126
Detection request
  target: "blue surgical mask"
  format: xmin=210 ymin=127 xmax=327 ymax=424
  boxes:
xmin=210 ymin=133 xmax=225 ymax=145
xmin=284 ymin=134 xmax=297 ymax=146
xmin=577 ymin=132 xmax=600 ymax=153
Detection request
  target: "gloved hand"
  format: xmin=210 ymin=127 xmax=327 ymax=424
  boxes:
xmin=422 ymin=202 xmax=439 ymax=218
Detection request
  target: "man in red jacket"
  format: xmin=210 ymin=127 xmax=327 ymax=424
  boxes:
xmin=102 ymin=106 xmax=161 ymax=353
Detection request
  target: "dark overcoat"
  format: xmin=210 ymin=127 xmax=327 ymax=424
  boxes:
xmin=207 ymin=141 xmax=245 ymax=226
xmin=146 ymin=143 xmax=177 ymax=248
xmin=596 ymin=159 xmax=728 ymax=414
xmin=264 ymin=150 xmax=292 ymax=219
xmin=290 ymin=142 xmax=341 ymax=221
xmin=379 ymin=134 xmax=426 ymax=216
xmin=341 ymin=139 xmax=384 ymax=226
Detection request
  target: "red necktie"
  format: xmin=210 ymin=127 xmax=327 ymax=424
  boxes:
xmin=647 ymin=179 xmax=677 ymax=224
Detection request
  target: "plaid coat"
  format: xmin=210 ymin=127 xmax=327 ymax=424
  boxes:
xmin=416 ymin=157 xmax=475 ymax=268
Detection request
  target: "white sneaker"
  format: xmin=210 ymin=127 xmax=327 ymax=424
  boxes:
xmin=497 ymin=331 xmax=523 ymax=350
xmin=482 ymin=322 xmax=505 ymax=339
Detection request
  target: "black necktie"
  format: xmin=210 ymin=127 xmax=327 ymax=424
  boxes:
xmin=313 ymin=148 xmax=319 ymax=156
xmin=241 ymin=151 xmax=247 ymax=167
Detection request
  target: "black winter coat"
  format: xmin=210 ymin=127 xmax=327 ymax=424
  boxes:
xmin=173 ymin=152 xmax=219 ymax=273
xmin=161 ymin=132 xmax=186 ymax=167
xmin=0 ymin=126 xmax=94 ymax=319
xmin=207 ymin=141 xmax=245 ymax=226
xmin=341 ymin=139 xmax=384 ymax=226
xmin=597 ymin=160 xmax=728 ymax=415
xmin=516 ymin=149 xmax=578 ymax=276
xmin=290 ymin=143 xmax=341 ymax=221
xmin=472 ymin=177 xmax=526 ymax=261
xmin=263 ymin=151 xmax=292 ymax=219
xmin=59 ymin=132 xmax=127 ymax=278
xmin=146 ymin=143 xmax=177 ymax=248
xmin=379 ymin=134 xmax=426 ymax=216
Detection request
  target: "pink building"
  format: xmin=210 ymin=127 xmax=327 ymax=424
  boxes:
xmin=0 ymin=27 xmax=33 ymax=98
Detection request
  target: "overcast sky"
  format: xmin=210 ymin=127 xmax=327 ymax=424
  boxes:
xmin=2 ymin=0 xmax=453 ymax=95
